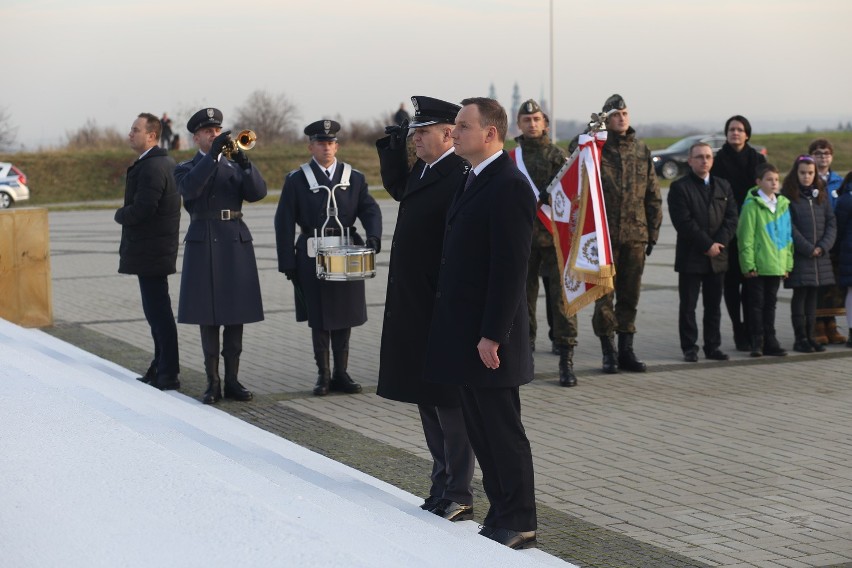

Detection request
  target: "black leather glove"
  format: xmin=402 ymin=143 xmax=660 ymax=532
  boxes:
xmin=283 ymin=269 xmax=296 ymax=281
xmin=384 ymin=120 xmax=409 ymax=151
xmin=366 ymin=236 xmax=381 ymax=254
xmin=210 ymin=130 xmax=232 ymax=157
xmin=234 ymin=148 xmax=250 ymax=169
xmin=645 ymin=243 xmax=654 ymax=257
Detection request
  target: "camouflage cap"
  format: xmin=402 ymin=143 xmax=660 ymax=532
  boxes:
xmin=602 ymin=94 xmax=626 ymax=113
xmin=517 ymin=99 xmax=543 ymax=119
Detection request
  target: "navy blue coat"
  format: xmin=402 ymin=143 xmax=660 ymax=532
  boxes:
xmin=784 ymin=189 xmax=836 ymax=289
xmin=174 ymin=152 xmax=267 ymax=325
xmin=375 ymin=137 xmax=469 ymax=406
xmin=832 ymin=186 xmax=852 ymax=287
xmin=274 ymin=160 xmax=382 ymax=330
xmin=423 ymin=151 xmax=535 ymax=388
xmin=115 ymin=146 xmax=181 ymax=277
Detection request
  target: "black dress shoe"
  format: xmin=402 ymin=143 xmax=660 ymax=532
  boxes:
xmin=683 ymin=351 xmax=698 ymax=362
xmin=763 ymin=345 xmax=787 ymax=357
xmin=155 ymin=376 xmax=181 ymax=391
xmin=484 ymin=527 xmax=537 ymax=549
xmin=705 ymin=349 xmax=729 ymax=361
xmin=430 ymin=499 xmax=473 ymax=522
xmin=420 ymin=495 xmax=440 ymax=510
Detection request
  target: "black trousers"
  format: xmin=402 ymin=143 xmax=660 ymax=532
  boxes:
xmin=418 ymin=404 xmax=475 ymax=506
xmin=724 ymin=240 xmax=750 ymax=335
xmin=678 ymin=272 xmax=724 ymax=354
xmin=459 ymin=385 xmax=536 ymax=532
xmin=311 ymin=328 xmax=350 ymax=353
xmin=199 ymin=324 xmax=243 ymax=360
xmin=745 ymin=276 xmax=781 ymax=339
xmin=791 ymin=286 xmax=818 ymax=320
xmin=138 ymin=275 xmax=179 ymax=378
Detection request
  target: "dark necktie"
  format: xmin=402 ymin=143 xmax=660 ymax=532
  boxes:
xmin=463 ymin=171 xmax=476 ymax=192
xmin=325 ymin=169 xmax=331 ymax=178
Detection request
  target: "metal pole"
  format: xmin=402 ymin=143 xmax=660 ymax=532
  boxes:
xmin=550 ymin=0 xmax=556 ymax=142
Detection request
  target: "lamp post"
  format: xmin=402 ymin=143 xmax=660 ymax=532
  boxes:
xmin=549 ymin=0 xmax=556 ymax=142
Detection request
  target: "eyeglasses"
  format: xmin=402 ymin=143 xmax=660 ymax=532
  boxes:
xmin=796 ymin=155 xmax=815 ymax=163
xmin=811 ymin=150 xmax=832 ymax=157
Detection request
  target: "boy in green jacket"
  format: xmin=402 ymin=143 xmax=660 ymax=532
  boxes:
xmin=736 ymin=163 xmax=794 ymax=357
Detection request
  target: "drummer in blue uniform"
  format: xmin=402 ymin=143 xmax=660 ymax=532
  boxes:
xmin=275 ymin=120 xmax=382 ymax=396
xmin=174 ymin=107 xmax=268 ymax=405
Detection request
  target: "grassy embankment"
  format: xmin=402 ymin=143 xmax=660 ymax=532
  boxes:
xmin=3 ymin=131 xmax=851 ymax=208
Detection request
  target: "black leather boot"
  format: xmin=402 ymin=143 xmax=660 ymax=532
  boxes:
xmin=313 ymin=350 xmax=331 ymax=396
xmin=806 ymin=316 xmax=826 ymax=352
xmin=558 ymin=345 xmax=577 ymax=387
xmin=750 ymin=335 xmax=763 ymax=357
xmin=202 ymin=357 xmax=222 ymax=404
xmin=223 ymin=356 xmax=253 ymax=401
xmin=599 ymin=335 xmax=618 ymax=374
xmin=792 ymin=316 xmax=813 ymax=353
xmin=617 ymin=333 xmax=647 ymax=372
xmin=330 ymin=350 xmax=362 ymax=394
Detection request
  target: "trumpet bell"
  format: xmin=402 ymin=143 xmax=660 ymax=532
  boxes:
xmin=236 ymin=129 xmax=257 ymax=151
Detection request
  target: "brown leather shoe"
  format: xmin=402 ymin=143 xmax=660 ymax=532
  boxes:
xmin=826 ymin=319 xmax=847 ymax=344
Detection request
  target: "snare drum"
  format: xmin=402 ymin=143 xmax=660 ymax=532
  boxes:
xmin=316 ymin=245 xmax=376 ymax=281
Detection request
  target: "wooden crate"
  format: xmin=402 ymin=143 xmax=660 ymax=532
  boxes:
xmin=0 ymin=208 xmax=53 ymax=327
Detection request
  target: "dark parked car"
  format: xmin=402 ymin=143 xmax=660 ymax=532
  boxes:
xmin=651 ymin=134 xmax=767 ymax=180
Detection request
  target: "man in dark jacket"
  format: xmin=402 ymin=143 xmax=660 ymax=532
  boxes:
xmin=174 ymin=108 xmax=267 ymax=405
xmin=424 ymin=98 xmax=537 ymax=550
xmin=115 ymin=112 xmax=181 ymax=390
xmin=668 ymin=142 xmax=738 ymax=362
xmin=375 ymin=96 xmax=475 ymax=521
xmin=275 ymin=120 xmax=382 ymax=396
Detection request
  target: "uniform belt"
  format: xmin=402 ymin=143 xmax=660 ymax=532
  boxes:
xmin=191 ymin=210 xmax=243 ymax=221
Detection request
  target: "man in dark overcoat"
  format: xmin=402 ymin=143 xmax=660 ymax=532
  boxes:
xmin=375 ymin=96 xmax=475 ymax=521
xmin=423 ymin=98 xmax=537 ymax=550
xmin=174 ymin=107 xmax=267 ymax=405
xmin=115 ymin=112 xmax=181 ymax=390
xmin=668 ymin=142 xmax=739 ymax=362
xmin=275 ymin=120 xmax=382 ymax=396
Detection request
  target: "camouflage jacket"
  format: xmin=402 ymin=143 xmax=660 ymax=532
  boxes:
xmin=599 ymin=127 xmax=662 ymax=245
xmin=514 ymin=134 xmax=566 ymax=247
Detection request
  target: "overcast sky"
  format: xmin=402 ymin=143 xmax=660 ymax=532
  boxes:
xmin=5 ymin=0 xmax=851 ymax=149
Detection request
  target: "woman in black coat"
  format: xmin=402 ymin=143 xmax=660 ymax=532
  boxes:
xmin=710 ymin=115 xmax=767 ymax=350
xmin=781 ymin=156 xmax=836 ymax=352
xmin=833 ymin=173 xmax=852 ymax=346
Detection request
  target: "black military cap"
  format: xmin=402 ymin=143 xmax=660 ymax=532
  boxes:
xmin=304 ymin=120 xmax=340 ymax=141
xmin=408 ymin=96 xmax=461 ymax=128
xmin=602 ymin=94 xmax=626 ymax=113
xmin=517 ymin=99 xmax=543 ymax=119
xmin=187 ymin=108 xmax=224 ymax=133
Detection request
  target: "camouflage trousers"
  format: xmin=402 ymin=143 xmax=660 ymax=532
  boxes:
xmin=527 ymin=244 xmax=577 ymax=347
xmin=593 ymin=242 xmax=646 ymax=336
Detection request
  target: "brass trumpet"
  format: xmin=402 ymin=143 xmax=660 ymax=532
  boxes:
xmin=222 ymin=129 xmax=257 ymax=159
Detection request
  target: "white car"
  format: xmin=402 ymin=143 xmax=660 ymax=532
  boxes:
xmin=0 ymin=162 xmax=29 ymax=208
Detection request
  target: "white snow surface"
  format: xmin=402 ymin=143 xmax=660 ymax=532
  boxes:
xmin=0 ymin=319 xmax=574 ymax=568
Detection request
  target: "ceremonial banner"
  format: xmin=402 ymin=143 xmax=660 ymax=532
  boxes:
xmin=544 ymin=132 xmax=615 ymax=315
xmin=508 ymin=147 xmax=553 ymax=231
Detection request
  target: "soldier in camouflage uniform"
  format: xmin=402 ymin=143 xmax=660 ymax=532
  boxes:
xmin=594 ymin=94 xmax=662 ymax=373
xmin=511 ymin=99 xmax=577 ymax=387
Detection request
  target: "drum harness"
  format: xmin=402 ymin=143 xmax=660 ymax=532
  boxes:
xmin=300 ymin=162 xmax=353 ymax=257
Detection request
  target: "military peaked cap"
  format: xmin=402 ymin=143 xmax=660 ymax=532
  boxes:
xmin=408 ymin=96 xmax=461 ymax=128
xmin=304 ymin=120 xmax=340 ymax=141
xmin=187 ymin=108 xmax=223 ymax=133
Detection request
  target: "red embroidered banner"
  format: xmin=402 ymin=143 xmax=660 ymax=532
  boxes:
xmin=545 ymin=132 xmax=615 ymax=316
